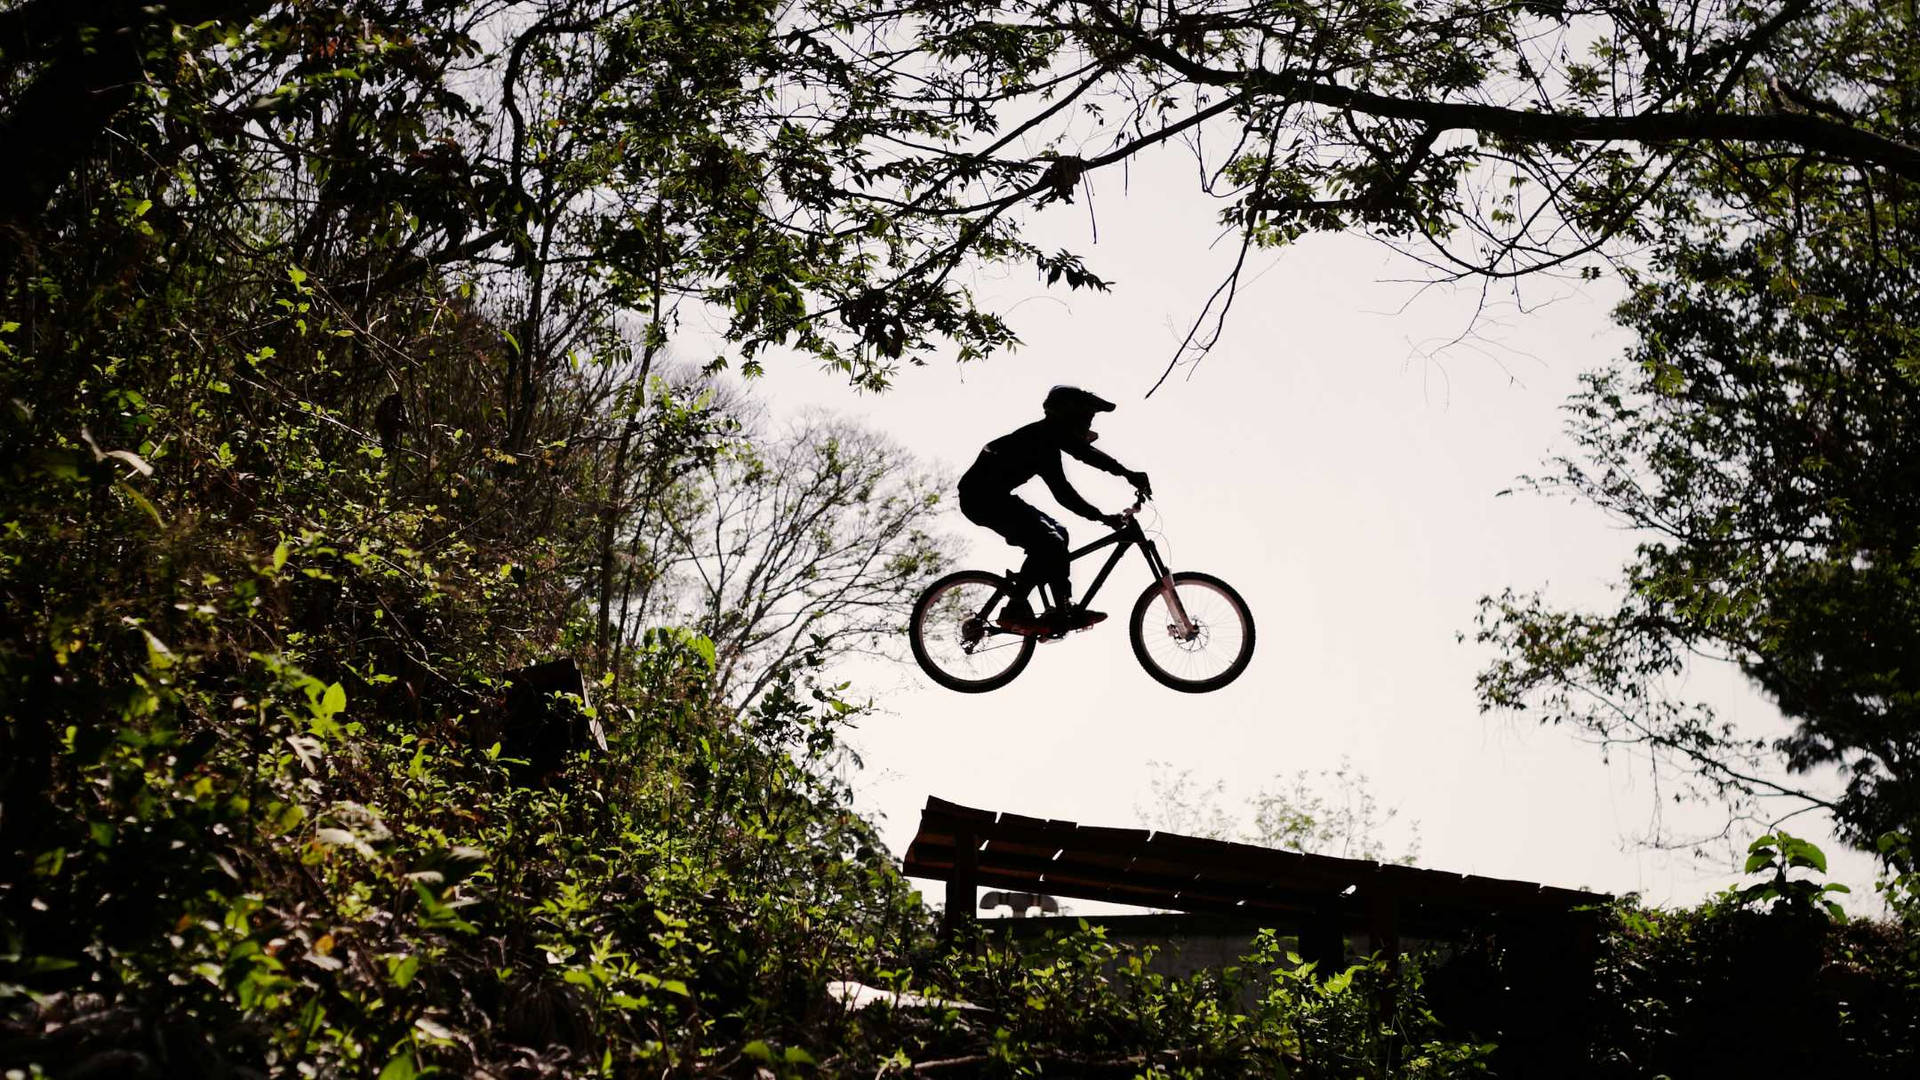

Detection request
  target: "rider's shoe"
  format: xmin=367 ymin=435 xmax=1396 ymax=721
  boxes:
xmin=1049 ymin=606 xmax=1107 ymax=633
xmin=997 ymin=599 xmax=1048 ymax=635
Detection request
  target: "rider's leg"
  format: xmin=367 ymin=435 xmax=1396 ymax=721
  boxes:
xmin=1020 ymin=530 xmax=1107 ymax=632
xmin=1012 ymin=514 xmax=1070 ymax=613
xmin=963 ymin=495 xmax=1068 ymax=629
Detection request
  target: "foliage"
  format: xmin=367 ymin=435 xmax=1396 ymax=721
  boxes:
xmin=0 ymin=186 xmax=927 ymax=1071
xmin=761 ymin=0 xmax=1920 ymax=383
xmin=9 ymin=1 xmax=1919 ymax=396
xmin=1738 ymin=831 xmax=1852 ymax=921
xmin=839 ymin=925 xmax=1490 ymax=1078
xmin=1877 ymin=830 xmax=1920 ymax=928
xmin=1590 ymin=887 xmax=1920 ymax=1078
xmin=1575 ymin=831 xmax=1918 ymax=1078
xmin=0 ymin=7 xmax=925 ymax=1069
xmin=1140 ymin=757 xmax=1422 ymax=864
xmin=0 ymin=0 xmax=1058 ymax=398
xmin=1471 ymin=8 xmax=1920 ymax=851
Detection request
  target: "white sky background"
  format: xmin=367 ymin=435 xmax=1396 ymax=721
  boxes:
xmin=713 ymin=144 xmax=1882 ymax=915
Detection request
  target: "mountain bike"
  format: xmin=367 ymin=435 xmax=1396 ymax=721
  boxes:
xmin=908 ymin=495 xmax=1254 ymax=693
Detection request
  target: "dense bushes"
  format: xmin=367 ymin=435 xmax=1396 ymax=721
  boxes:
xmin=1588 ymin=883 xmax=1920 ymax=1078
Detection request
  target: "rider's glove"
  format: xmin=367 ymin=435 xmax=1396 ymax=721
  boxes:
xmin=1103 ymin=513 xmax=1130 ymax=530
xmin=1126 ymin=470 xmax=1153 ymax=497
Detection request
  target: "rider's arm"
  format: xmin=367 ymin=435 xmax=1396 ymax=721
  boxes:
xmin=1064 ymin=439 xmax=1129 ymax=477
xmin=1066 ymin=440 xmax=1152 ymax=497
xmin=1039 ymin=458 xmax=1110 ymax=524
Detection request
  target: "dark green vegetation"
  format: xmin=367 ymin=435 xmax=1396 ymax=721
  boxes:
xmin=1586 ymin=835 xmax=1920 ymax=1079
xmin=1473 ymin=0 xmax=1920 ymax=856
xmin=5 ymin=0 xmax=1920 ymax=1075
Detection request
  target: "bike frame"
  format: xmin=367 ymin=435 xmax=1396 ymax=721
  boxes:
xmin=987 ymin=515 xmax=1196 ymax=638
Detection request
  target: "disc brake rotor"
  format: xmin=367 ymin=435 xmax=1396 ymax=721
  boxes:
xmin=1166 ymin=620 xmax=1209 ymax=649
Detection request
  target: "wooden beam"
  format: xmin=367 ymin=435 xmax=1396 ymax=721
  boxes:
xmin=941 ymin=825 xmax=978 ymax=942
xmin=1367 ymin=891 xmax=1400 ymax=962
xmin=1300 ymin=908 xmax=1345 ymax=979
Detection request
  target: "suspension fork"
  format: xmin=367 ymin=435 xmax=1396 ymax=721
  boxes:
xmin=1139 ymin=538 xmax=1196 ymax=637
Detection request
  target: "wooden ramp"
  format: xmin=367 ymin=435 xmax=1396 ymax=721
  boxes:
xmin=902 ymin=794 xmax=1607 ymax=970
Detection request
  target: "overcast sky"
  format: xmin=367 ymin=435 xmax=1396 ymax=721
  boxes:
xmin=723 ymin=145 xmax=1882 ymax=915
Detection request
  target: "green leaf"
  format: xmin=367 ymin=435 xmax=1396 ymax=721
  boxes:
xmin=16 ymin=955 xmax=79 ymax=975
xmin=321 ymin=682 xmax=346 ymax=717
xmin=1784 ymin=837 xmax=1828 ymax=873
xmin=389 ymin=954 xmax=420 ymax=989
xmin=117 ymin=481 xmax=165 ymax=527
xmin=376 ymin=1054 xmax=417 ymax=1080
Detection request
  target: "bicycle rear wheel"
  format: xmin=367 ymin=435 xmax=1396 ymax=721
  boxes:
xmin=910 ymin=570 xmax=1037 ymax=693
xmin=1129 ymin=571 xmax=1254 ymax=692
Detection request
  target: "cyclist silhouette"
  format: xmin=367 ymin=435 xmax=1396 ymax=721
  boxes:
xmin=958 ymin=385 xmax=1152 ymax=635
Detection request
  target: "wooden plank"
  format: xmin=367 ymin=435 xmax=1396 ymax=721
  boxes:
xmin=1137 ymin=834 xmax=1378 ymax=893
xmin=918 ymin=842 xmax=1371 ymax=916
xmin=1019 ymin=862 xmax=1354 ymax=918
xmin=925 ymin=795 xmax=998 ymax=822
xmin=1072 ymin=824 xmax=1154 ymax=849
xmin=1368 ymin=863 xmax=1605 ymax=907
xmin=902 ymin=837 xmax=953 ymax=866
xmin=989 ymin=818 xmax=1105 ymax=849
xmin=983 ymin=874 xmax=1307 ymax=922
xmin=979 ymin=835 xmax=1061 ymax=860
xmin=1149 ymin=830 xmax=1382 ymax=876
xmin=972 ymin=847 xmax=1185 ymax=892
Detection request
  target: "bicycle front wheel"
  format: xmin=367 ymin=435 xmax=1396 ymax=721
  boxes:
xmin=910 ymin=570 xmax=1037 ymax=693
xmin=1129 ymin=571 xmax=1255 ymax=692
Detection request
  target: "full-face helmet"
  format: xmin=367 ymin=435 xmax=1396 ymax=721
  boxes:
xmin=1042 ymin=385 xmax=1116 ymax=420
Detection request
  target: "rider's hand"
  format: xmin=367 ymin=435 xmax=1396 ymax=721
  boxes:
xmin=1103 ymin=512 xmax=1130 ymax=530
xmin=1126 ymin=470 xmax=1153 ymax=498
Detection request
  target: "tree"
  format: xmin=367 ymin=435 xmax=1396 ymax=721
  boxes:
xmin=1139 ymin=758 xmax=1422 ymax=864
xmin=18 ymin=2 xmax=1920 ymax=399
xmin=797 ymin=0 xmax=1920 ymax=384
xmin=1471 ymin=16 xmax=1920 ymax=853
xmin=622 ymin=409 xmax=956 ymax=705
